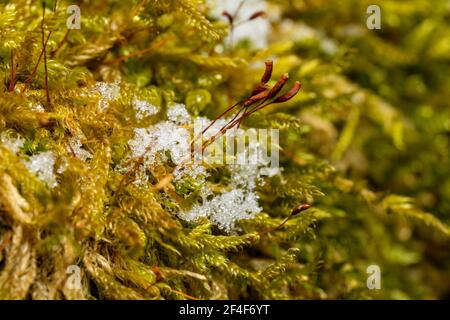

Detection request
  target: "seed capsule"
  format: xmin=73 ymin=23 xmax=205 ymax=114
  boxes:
xmin=222 ymin=11 xmax=233 ymax=24
xmin=251 ymin=83 xmax=269 ymax=95
xmin=291 ymin=204 xmax=311 ymax=215
xmin=273 ymin=81 xmax=302 ymax=103
xmin=261 ymin=60 xmax=273 ymax=84
xmin=267 ymin=73 xmax=289 ymax=99
xmin=243 ymin=90 xmax=269 ymax=107
xmin=249 ymin=11 xmax=267 ymax=21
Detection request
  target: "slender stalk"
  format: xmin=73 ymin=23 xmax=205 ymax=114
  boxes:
xmin=8 ymin=50 xmax=16 ymax=92
xmin=41 ymin=2 xmax=51 ymax=105
xmin=201 ymin=104 xmax=248 ymax=151
xmin=22 ymin=31 xmax=52 ymax=90
xmin=190 ymin=100 xmax=242 ymax=151
xmin=50 ymin=29 xmax=71 ymax=58
xmin=259 ymin=204 xmax=311 ymax=235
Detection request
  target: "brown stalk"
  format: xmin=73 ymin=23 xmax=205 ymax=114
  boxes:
xmin=190 ymin=100 xmax=242 ymax=152
xmin=42 ymin=2 xmax=51 ymax=105
xmin=167 ymin=288 xmax=199 ymax=300
xmin=8 ymin=50 xmax=17 ymax=92
xmin=200 ymin=104 xmax=249 ymax=151
xmin=50 ymin=29 xmax=71 ymax=58
xmin=227 ymin=0 xmax=246 ymax=50
xmin=22 ymin=31 xmax=52 ymax=90
xmin=259 ymin=204 xmax=311 ymax=235
xmin=234 ymin=0 xmax=246 ymax=18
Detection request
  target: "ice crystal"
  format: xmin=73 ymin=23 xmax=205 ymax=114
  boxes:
xmin=133 ymin=99 xmax=158 ymax=120
xmin=229 ymin=164 xmax=260 ymax=191
xmin=180 ymin=154 xmax=275 ymax=233
xmin=123 ymin=104 xmax=193 ymax=186
xmin=128 ymin=121 xmax=190 ymax=166
xmin=194 ymin=117 xmax=230 ymax=140
xmin=167 ymin=103 xmax=191 ymax=125
xmin=0 ymin=132 xmax=24 ymax=154
xmin=180 ymin=159 xmax=275 ymax=232
xmin=173 ymin=163 xmax=208 ymax=182
xmin=24 ymin=151 xmax=58 ymax=188
xmin=68 ymin=137 xmax=93 ymax=161
xmin=94 ymin=81 xmax=120 ymax=110
xmin=181 ymin=188 xmax=262 ymax=233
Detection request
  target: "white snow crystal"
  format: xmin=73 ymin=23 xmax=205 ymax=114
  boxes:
xmin=95 ymin=81 xmax=120 ymax=100
xmin=124 ymin=121 xmax=191 ymax=186
xmin=173 ymin=163 xmax=208 ymax=183
xmin=95 ymin=81 xmax=120 ymax=110
xmin=181 ymin=188 xmax=262 ymax=233
xmin=128 ymin=121 xmax=190 ymax=166
xmin=24 ymin=151 xmax=58 ymax=188
xmin=1 ymin=132 xmax=24 ymax=154
xmin=230 ymin=164 xmax=260 ymax=191
xmin=133 ymin=99 xmax=158 ymax=120
xmin=167 ymin=103 xmax=191 ymax=125
xmin=68 ymin=137 xmax=93 ymax=161
xmin=179 ymin=156 xmax=273 ymax=233
xmin=194 ymin=117 xmax=230 ymax=141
